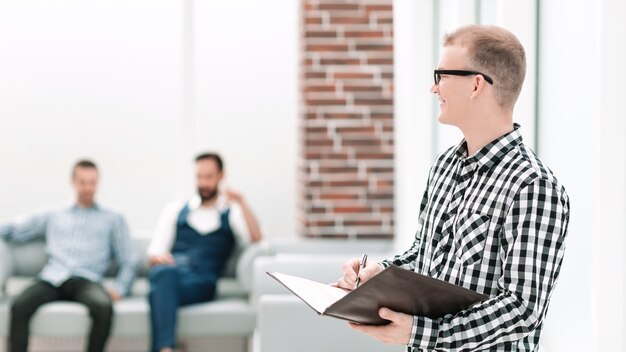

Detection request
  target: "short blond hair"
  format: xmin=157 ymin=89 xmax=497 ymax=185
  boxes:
xmin=444 ymin=25 xmax=526 ymax=109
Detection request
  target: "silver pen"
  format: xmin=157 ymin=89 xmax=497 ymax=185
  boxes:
xmin=353 ymin=253 xmax=368 ymax=290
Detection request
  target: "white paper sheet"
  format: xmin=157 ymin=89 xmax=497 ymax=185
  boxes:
xmin=270 ymin=272 xmax=349 ymax=313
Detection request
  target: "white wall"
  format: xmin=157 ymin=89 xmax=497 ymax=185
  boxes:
xmin=191 ymin=0 xmax=298 ymax=239
xmin=539 ymin=0 xmax=626 ymax=350
xmin=0 ymin=0 xmax=298 ymax=238
xmin=392 ymin=0 xmax=435 ymax=252
xmin=536 ymin=1 xmax=596 ymax=349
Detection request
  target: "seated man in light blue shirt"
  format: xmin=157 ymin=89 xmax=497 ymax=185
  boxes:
xmin=0 ymin=160 xmax=139 ymax=352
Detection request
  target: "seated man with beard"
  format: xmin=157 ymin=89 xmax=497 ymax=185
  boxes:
xmin=146 ymin=153 xmax=262 ymax=352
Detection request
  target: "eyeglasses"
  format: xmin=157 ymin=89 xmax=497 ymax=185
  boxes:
xmin=433 ymin=69 xmax=494 ymax=85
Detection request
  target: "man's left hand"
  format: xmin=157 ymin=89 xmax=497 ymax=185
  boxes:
xmin=224 ymin=188 xmax=244 ymax=204
xmin=349 ymin=307 xmax=413 ymax=345
xmin=107 ymin=288 xmax=122 ymax=302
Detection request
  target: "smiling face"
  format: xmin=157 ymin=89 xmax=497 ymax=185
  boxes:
xmin=431 ymin=45 xmax=479 ymax=129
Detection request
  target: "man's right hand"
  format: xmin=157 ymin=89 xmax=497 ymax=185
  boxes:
xmin=148 ymin=252 xmax=175 ymax=267
xmin=334 ymin=257 xmax=384 ymax=290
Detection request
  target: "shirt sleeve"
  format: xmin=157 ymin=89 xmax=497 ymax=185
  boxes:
xmin=0 ymin=211 xmax=50 ymax=243
xmin=111 ymin=215 xmax=139 ymax=297
xmin=147 ymin=202 xmax=181 ymax=256
xmin=228 ymin=202 xmax=252 ymax=244
xmin=407 ymin=178 xmax=570 ymax=351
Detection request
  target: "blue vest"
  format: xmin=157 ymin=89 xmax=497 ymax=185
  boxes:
xmin=171 ymin=205 xmax=236 ymax=280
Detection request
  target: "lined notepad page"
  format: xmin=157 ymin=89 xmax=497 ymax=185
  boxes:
xmin=271 ymin=272 xmax=349 ymax=313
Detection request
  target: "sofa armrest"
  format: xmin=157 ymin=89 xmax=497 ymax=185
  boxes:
xmin=256 ymin=294 xmax=401 ymax=352
xmin=0 ymin=239 xmax=13 ymax=297
xmin=235 ymin=240 xmax=274 ymax=293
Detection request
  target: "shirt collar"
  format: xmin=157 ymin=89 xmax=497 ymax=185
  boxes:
xmin=72 ymin=203 xmax=100 ymax=211
xmin=188 ymin=194 xmax=228 ymax=212
xmin=454 ymin=123 xmax=523 ymax=173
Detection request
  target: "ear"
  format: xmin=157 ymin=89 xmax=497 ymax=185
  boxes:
xmin=469 ymin=75 xmax=487 ymax=100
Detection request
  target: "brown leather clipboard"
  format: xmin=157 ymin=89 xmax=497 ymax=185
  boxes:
xmin=268 ymin=266 xmax=488 ymax=325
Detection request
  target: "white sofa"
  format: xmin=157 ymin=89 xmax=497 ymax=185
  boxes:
xmin=250 ymin=240 xmax=404 ymax=352
xmin=0 ymin=236 xmax=404 ymax=352
xmin=0 ymin=237 xmax=271 ymax=352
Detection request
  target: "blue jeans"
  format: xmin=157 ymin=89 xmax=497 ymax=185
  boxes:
xmin=148 ymin=265 xmax=217 ymax=352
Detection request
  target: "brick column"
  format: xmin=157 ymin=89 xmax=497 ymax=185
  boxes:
xmin=300 ymin=0 xmax=394 ymax=239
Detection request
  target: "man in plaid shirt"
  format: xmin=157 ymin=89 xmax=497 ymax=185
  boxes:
xmin=335 ymin=24 xmax=570 ymax=351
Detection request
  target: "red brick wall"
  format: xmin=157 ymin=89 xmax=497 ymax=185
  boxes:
xmin=300 ymin=0 xmax=394 ymax=239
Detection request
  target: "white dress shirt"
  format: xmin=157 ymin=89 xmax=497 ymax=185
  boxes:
xmin=147 ymin=195 xmax=251 ymax=256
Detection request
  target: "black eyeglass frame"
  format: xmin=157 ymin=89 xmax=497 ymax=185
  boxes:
xmin=433 ymin=69 xmax=494 ymax=85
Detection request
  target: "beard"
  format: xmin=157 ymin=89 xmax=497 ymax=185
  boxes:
xmin=198 ymin=187 xmax=218 ymax=203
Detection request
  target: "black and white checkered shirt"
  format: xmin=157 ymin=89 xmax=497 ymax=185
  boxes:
xmin=382 ymin=124 xmax=569 ymax=351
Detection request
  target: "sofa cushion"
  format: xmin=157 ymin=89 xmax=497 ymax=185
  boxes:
xmin=113 ymin=297 xmax=256 ymax=337
xmin=4 ymin=277 xmax=247 ymax=301
xmin=0 ymin=275 xmax=251 ymax=338
xmin=0 ymin=296 xmax=255 ymax=338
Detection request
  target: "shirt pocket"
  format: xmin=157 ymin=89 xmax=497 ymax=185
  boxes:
xmin=454 ymin=213 xmax=490 ymax=266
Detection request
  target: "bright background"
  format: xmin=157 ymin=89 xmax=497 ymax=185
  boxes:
xmin=1 ymin=0 xmax=625 ymax=350
xmin=0 ymin=0 xmax=299 ymax=239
